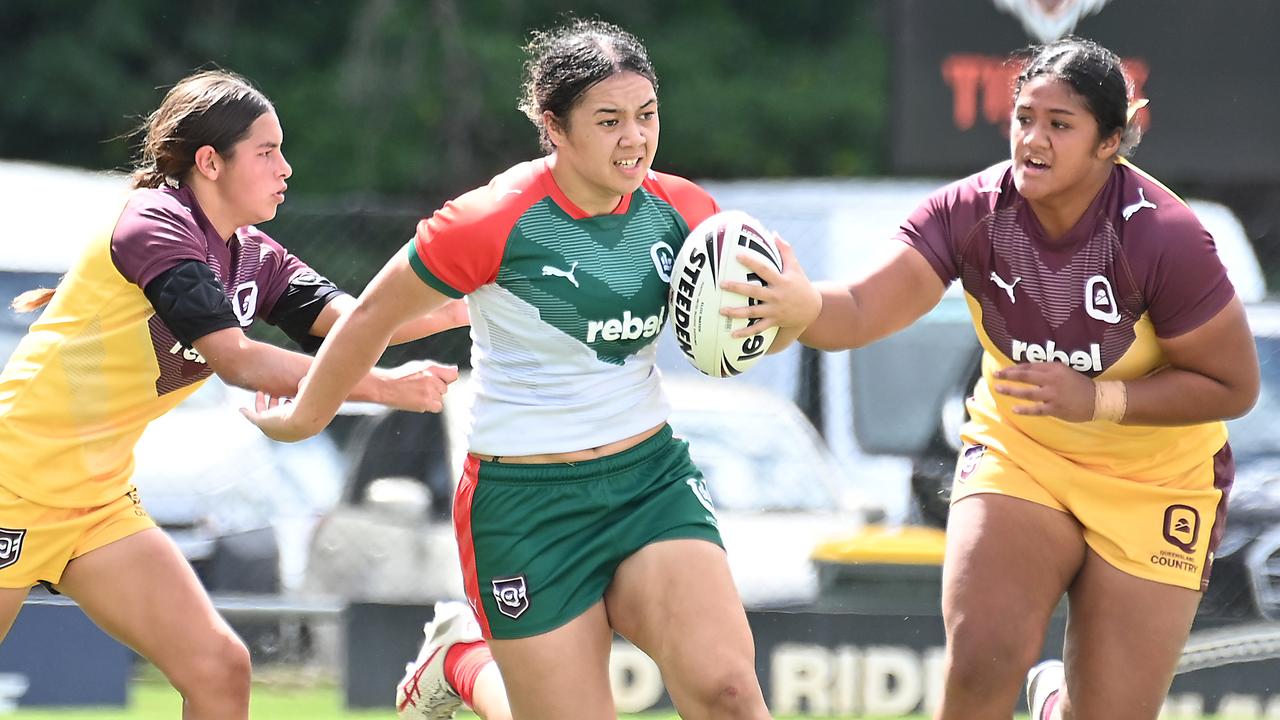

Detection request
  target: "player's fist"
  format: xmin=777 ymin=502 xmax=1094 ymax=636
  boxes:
xmin=379 ymin=360 xmax=459 ymax=413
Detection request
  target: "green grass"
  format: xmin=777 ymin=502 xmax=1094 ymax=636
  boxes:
xmin=5 ymin=679 xmax=933 ymax=720
xmin=13 ymin=675 xmax=1262 ymax=719
xmin=20 ymin=681 xmax=1263 ymax=720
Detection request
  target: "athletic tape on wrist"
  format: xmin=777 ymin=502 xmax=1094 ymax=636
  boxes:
xmin=1092 ymin=380 xmax=1127 ymax=423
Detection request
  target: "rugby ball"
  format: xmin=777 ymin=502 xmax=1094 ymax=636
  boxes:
xmin=668 ymin=210 xmax=783 ymax=377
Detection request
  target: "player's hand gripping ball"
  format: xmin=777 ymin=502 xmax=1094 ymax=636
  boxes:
xmin=668 ymin=210 xmax=782 ymax=377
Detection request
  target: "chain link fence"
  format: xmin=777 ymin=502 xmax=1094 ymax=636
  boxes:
xmin=249 ymin=197 xmax=472 ymax=369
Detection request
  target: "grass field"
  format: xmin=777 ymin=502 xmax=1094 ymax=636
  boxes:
xmin=4 ymin=679 xmax=936 ymax=720
xmin=16 ymin=680 xmax=1257 ymax=719
xmin=12 ymin=679 xmax=1265 ymax=720
xmin=15 ymin=678 xmax=1258 ymax=719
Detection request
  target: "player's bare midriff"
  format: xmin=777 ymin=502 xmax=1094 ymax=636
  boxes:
xmin=469 ymin=422 xmax=666 ymax=464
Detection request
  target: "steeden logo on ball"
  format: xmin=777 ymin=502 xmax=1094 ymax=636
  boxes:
xmin=668 ymin=210 xmax=782 ymax=378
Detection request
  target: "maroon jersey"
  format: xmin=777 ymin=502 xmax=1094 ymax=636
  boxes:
xmin=897 ymin=160 xmax=1235 ymax=478
xmin=111 ymin=185 xmax=313 ymax=392
xmin=0 ymin=185 xmax=318 ymax=507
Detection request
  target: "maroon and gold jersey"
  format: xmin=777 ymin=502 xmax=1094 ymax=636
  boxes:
xmin=898 ymin=160 xmax=1235 ymax=481
xmin=0 ymin=185 xmax=313 ymax=507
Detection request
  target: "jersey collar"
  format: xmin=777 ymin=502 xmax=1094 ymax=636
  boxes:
xmin=538 ymin=156 xmax=634 ymax=220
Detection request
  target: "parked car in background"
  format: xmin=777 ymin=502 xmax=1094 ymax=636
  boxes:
xmin=131 ymin=377 xmax=347 ymax=595
xmin=305 ymin=373 xmax=870 ymax=610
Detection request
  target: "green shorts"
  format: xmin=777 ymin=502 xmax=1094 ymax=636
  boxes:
xmin=453 ymin=425 xmax=723 ymax=639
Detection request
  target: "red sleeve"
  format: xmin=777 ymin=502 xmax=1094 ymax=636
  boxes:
xmin=411 ymin=161 xmax=550 ymax=296
xmin=110 ymin=191 xmax=207 ymax=288
xmin=644 ymin=171 xmax=720 ymax=232
xmin=409 ymin=186 xmax=519 ymax=298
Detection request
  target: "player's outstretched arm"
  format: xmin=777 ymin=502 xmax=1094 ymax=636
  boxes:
xmin=311 ymin=295 xmax=469 ymax=345
xmin=725 ymin=239 xmax=946 ymax=352
xmin=194 ymin=327 xmax=457 ymax=414
xmin=241 ymin=252 xmax=455 ymax=442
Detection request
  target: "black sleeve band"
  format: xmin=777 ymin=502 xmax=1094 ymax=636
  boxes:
xmin=143 ymin=260 xmax=240 ymax=348
xmin=266 ymin=271 xmax=345 ymax=354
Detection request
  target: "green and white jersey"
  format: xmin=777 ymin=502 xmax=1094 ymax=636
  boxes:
xmin=408 ymin=158 xmax=718 ymax=455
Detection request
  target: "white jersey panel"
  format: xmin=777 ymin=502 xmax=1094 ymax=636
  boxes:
xmin=465 ymin=283 xmax=669 ymax=456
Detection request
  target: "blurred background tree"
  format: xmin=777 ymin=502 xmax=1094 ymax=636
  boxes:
xmin=0 ymin=0 xmax=888 ymax=203
xmin=0 ymin=0 xmax=889 ymax=367
xmin=6 ymin=0 xmax=1277 ymax=364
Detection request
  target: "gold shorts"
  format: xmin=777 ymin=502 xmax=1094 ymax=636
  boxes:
xmin=0 ymin=484 xmax=156 ymax=588
xmin=950 ymin=441 xmax=1232 ymax=592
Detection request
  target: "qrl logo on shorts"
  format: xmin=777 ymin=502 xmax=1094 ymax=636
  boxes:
xmin=1163 ymin=504 xmax=1200 ymax=553
xmin=0 ymin=528 xmax=27 ymax=570
xmin=491 ymin=575 xmax=530 ymax=620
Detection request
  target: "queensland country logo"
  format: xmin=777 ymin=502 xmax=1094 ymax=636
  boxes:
xmin=1084 ymin=275 xmax=1121 ymax=324
xmin=1163 ymin=504 xmax=1200 ymax=553
xmin=491 ymin=574 xmax=530 ymax=620
xmin=957 ymin=444 xmax=987 ymax=483
xmin=992 ymin=0 xmax=1113 ymax=42
xmin=0 ymin=528 xmax=27 ymax=570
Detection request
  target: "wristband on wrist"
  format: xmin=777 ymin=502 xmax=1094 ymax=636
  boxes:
xmin=1092 ymin=380 xmax=1127 ymax=422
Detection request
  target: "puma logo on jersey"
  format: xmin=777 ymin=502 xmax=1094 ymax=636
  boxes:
xmin=586 ymin=307 xmax=666 ymax=343
xmin=1122 ymin=187 xmax=1158 ymax=220
xmin=1011 ymin=339 xmax=1102 ymax=372
xmin=990 ymin=271 xmax=1022 ymax=302
xmin=542 ymin=261 xmax=580 ymax=288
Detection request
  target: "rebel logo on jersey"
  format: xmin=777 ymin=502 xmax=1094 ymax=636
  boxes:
xmin=149 ymin=315 xmax=215 ymax=391
xmin=1009 ymin=339 xmax=1102 ymax=372
xmin=496 ymin=192 xmax=682 ymax=367
xmin=586 ymin=308 xmax=665 ymax=344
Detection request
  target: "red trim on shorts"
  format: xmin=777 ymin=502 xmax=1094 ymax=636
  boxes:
xmin=454 ymin=455 xmax=491 ymax=637
xmin=1203 ymin=442 xmax=1236 ymax=591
